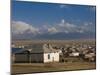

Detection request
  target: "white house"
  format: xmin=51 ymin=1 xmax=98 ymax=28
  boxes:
xmin=43 ymin=44 xmax=60 ymax=63
xmin=69 ymin=52 xmax=80 ymax=57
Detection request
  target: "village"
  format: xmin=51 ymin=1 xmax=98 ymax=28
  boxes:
xmin=11 ymin=40 xmax=96 ymax=63
xmin=11 ymin=40 xmax=96 ymax=74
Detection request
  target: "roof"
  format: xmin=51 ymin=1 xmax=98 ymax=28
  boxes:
xmin=43 ymin=44 xmax=59 ymax=53
xmin=12 ymin=44 xmax=60 ymax=53
xmin=12 ymin=48 xmax=24 ymax=54
xmin=27 ymin=43 xmax=60 ymax=53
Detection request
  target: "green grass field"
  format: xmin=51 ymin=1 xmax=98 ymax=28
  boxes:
xmin=11 ymin=62 xmax=96 ymax=74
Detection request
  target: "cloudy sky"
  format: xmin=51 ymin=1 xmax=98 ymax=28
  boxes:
xmin=11 ymin=1 xmax=96 ymax=40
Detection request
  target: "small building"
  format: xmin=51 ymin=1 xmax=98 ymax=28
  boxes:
xmin=12 ymin=44 xmax=60 ymax=63
xmin=84 ymin=53 xmax=96 ymax=62
xmin=69 ymin=52 xmax=80 ymax=57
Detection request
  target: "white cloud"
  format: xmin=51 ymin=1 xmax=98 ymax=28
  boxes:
xmin=47 ymin=27 xmax=58 ymax=34
xmin=43 ymin=19 xmax=77 ymax=34
xmin=77 ymin=30 xmax=84 ymax=33
xmin=12 ymin=20 xmax=95 ymax=36
xmin=59 ymin=5 xmax=68 ymax=8
xmin=61 ymin=19 xmax=65 ymax=24
xmin=11 ymin=21 xmax=40 ymax=35
xmin=46 ymin=19 xmax=94 ymax=34
xmin=58 ymin=19 xmax=78 ymax=33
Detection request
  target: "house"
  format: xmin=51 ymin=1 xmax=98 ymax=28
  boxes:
xmin=84 ymin=53 xmax=96 ymax=62
xmin=12 ymin=43 xmax=60 ymax=63
xmin=69 ymin=52 xmax=80 ymax=57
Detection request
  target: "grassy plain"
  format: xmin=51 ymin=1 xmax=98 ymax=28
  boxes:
xmin=12 ymin=62 xmax=96 ymax=74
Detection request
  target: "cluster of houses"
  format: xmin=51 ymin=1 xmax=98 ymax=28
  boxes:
xmin=55 ymin=44 xmax=96 ymax=62
xmin=12 ymin=42 xmax=96 ymax=63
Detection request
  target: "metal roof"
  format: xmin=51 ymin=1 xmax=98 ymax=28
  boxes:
xmin=12 ymin=44 xmax=60 ymax=54
xmin=12 ymin=48 xmax=24 ymax=54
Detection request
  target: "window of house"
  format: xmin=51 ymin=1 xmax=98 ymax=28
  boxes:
xmin=48 ymin=54 xmax=50 ymax=59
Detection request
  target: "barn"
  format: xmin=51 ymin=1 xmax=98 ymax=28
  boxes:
xmin=12 ymin=44 xmax=60 ymax=63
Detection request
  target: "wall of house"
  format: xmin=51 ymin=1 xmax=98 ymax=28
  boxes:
xmin=14 ymin=53 xmax=43 ymax=63
xmin=15 ymin=54 xmax=29 ymax=63
xmin=13 ymin=52 xmax=59 ymax=63
xmin=43 ymin=52 xmax=59 ymax=63
xmin=30 ymin=53 xmax=43 ymax=63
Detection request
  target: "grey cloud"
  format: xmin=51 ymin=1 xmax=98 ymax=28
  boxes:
xmin=11 ymin=21 xmax=40 ymax=35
